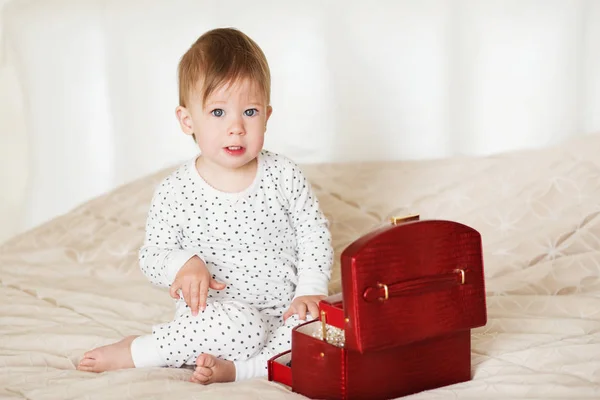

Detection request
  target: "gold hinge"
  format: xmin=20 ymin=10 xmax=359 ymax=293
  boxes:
xmin=390 ymin=214 xmax=420 ymax=225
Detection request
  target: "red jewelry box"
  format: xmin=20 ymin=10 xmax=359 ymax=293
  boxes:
xmin=268 ymin=216 xmax=487 ymax=399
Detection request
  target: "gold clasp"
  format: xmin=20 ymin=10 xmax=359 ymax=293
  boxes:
xmin=454 ymin=269 xmax=465 ymax=284
xmin=377 ymin=282 xmax=389 ymax=302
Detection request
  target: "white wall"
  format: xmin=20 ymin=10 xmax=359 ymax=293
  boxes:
xmin=1 ymin=0 xmax=600 ymax=242
xmin=0 ymin=0 xmax=27 ymax=243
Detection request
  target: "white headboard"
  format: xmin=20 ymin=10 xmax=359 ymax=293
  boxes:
xmin=2 ymin=0 xmax=600 ymax=233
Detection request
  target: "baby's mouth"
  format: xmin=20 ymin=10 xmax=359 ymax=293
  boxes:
xmin=224 ymin=146 xmax=246 ymax=155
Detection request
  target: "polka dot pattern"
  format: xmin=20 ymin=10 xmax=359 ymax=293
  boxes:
xmin=137 ymin=150 xmax=333 ymax=373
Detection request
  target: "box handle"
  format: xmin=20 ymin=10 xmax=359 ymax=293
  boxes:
xmin=363 ymin=268 xmax=466 ymax=303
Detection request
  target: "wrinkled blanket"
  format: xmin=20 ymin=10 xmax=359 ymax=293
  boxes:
xmin=2 ymin=134 xmax=600 ymax=399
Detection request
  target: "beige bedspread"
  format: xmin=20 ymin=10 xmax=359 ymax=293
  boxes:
xmin=2 ymin=134 xmax=600 ymax=399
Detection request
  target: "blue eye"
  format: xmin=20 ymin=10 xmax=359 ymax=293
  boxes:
xmin=244 ymin=109 xmax=258 ymax=117
xmin=211 ymin=109 xmax=224 ymax=117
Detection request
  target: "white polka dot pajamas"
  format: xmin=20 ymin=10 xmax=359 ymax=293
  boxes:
xmin=132 ymin=150 xmax=333 ymax=380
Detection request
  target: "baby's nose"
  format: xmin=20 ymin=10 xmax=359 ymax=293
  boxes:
xmin=229 ymin=126 xmax=246 ymax=135
xmin=228 ymin=118 xmax=245 ymax=135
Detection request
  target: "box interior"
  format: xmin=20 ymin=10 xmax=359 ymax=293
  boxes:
xmin=271 ymin=351 xmax=292 ymax=366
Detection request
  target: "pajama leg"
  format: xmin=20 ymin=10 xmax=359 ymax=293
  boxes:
xmin=234 ymin=314 xmax=307 ymax=380
xmin=132 ymin=300 xmax=268 ymax=368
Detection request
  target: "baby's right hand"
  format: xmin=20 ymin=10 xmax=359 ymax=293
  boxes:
xmin=169 ymin=256 xmax=226 ymax=316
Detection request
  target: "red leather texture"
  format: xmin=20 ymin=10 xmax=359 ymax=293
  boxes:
xmin=268 ymin=219 xmax=487 ymax=400
xmin=319 ymin=294 xmax=345 ymax=329
xmin=341 ymin=220 xmax=486 ymax=353
xmin=280 ymin=320 xmax=471 ymax=400
xmin=291 ymin=320 xmax=345 ymax=399
xmin=345 ymin=329 xmax=470 ymax=400
xmin=267 ymin=350 xmax=292 ymax=387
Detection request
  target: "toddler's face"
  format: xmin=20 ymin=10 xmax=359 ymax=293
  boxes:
xmin=178 ymin=78 xmax=272 ymax=172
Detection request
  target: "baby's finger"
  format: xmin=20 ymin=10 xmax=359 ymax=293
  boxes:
xmin=297 ymin=302 xmax=307 ymax=320
xmin=182 ymin=283 xmax=192 ymax=310
xmin=307 ymin=301 xmax=320 ymax=319
xmin=282 ymin=306 xmax=295 ymax=321
xmin=190 ymin=282 xmax=200 ymax=316
xmin=209 ymin=278 xmax=226 ymax=290
xmin=169 ymin=281 xmax=181 ymax=299
xmin=199 ymin=279 xmax=209 ymax=312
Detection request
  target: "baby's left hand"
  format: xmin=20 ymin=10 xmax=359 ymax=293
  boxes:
xmin=283 ymin=295 xmax=326 ymax=321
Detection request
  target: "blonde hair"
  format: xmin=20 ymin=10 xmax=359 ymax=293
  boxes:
xmin=177 ymin=28 xmax=271 ymax=109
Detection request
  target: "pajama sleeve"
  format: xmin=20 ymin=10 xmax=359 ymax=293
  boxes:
xmin=138 ymin=176 xmax=204 ymax=288
xmin=283 ymin=161 xmax=334 ymax=298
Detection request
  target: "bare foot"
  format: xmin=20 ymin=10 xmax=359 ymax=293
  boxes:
xmin=191 ymin=353 xmax=236 ymax=384
xmin=77 ymin=335 xmax=138 ymax=373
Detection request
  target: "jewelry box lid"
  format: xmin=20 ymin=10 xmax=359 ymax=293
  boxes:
xmin=339 ymin=217 xmax=488 ymax=353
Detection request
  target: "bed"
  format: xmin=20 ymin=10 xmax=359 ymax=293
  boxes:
xmin=2 ymin=132 xmax=600 ymax=399
xmin=2 ymin=0 xmax=600 ymax=398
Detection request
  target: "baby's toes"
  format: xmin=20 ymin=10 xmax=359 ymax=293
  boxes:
xmin=77 ymin=358 xmax=96 ymax=371
xmin=195 ymin=353 xmax=207 ymax=367
xmin=191 ymin=367 xmax=213 ymax=384
xmin=195 ymin=353 xmax=216 ymax=368
xmin=195 ymin=366 xmax=213 ymax=378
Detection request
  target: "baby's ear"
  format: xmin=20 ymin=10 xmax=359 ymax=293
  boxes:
xmin=265 ymin=105 xmax=273 ymax=129
xmin=175 ymin=106 xmax=194 ymax=135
